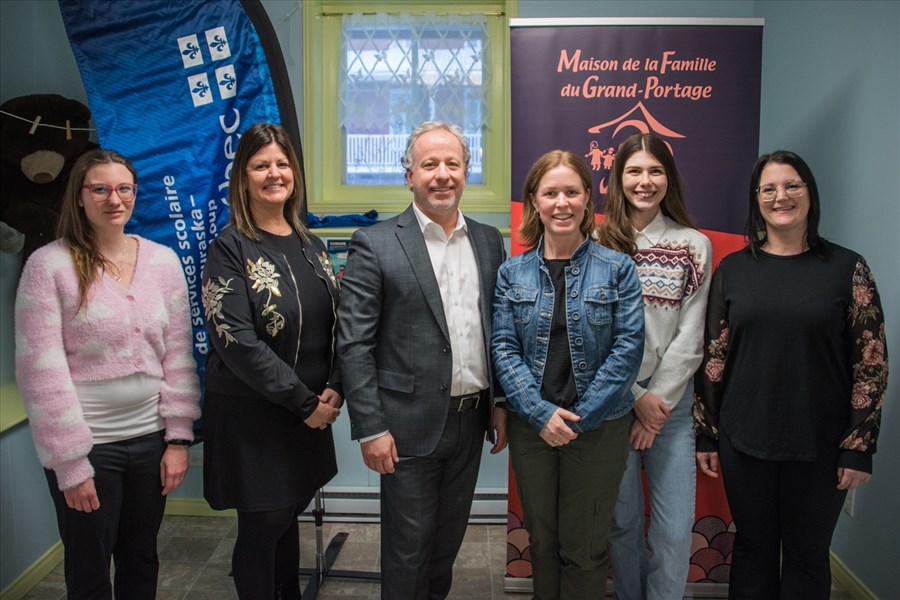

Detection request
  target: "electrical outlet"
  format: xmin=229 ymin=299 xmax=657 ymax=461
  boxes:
xmin=843 ymin=488 xmax=855 ymax=517
xmin=189 ymin=450 xmax=204 ymax=467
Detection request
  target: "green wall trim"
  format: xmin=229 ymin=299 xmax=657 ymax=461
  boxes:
xmin=0 ymin=542 xmax=63 ymax=600
xmin=0 ymin=382 xmax=25 ymax=434
xmin=303 ymin=0 xmax=516 ymax=214
xmin=831 ymin=551 xmax=876 ymax=600
xmin=0 ymin=504 xmax=228 ymax=600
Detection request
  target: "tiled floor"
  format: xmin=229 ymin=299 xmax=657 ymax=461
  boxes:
xmin=22 ymin=515 xmax=855 ymax=599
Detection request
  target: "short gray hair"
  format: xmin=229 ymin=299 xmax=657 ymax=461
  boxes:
xmin=400 ymin=121 xmax=471 ymax=178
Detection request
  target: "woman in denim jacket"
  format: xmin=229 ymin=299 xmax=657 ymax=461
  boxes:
xmin=492 ymin=150 xmax=644 ymax=599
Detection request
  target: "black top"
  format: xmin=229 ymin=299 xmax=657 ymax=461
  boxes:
xmin=540 ymin=259 xmax=578 ymax=409
xmin=260 ymin=230 xmax=335 ymax=396
xmin=203 ymin=226 xmax=341 ymax=418
xmin=694 ymin=241 xmax=888 ymax=472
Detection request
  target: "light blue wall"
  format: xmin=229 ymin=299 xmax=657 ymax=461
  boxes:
xmin=1 ymin=0 xmax=84 ymax=591
xmin=0 ymin=425 xmax=60 ymax=591
xmin=0 ymin=0 xmax=86 ymax=105
xmin=753 ymin=3 xmax=900 ymax=598
xmin=517 ymin=0 xmax=754 ymax=18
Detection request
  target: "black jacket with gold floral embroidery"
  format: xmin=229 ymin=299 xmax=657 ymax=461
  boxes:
xmin=201 ymin=226 xmax=340 ymax=419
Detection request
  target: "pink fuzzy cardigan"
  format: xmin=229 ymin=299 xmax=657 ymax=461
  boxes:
xmin=15 ymin=238 xmax=201 ymax=490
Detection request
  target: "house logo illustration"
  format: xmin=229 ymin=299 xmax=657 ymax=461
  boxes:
xmin=585 ymin=102 xmax=685 ymax=194
xmin=177 ymin=26 xmax=237 ymax=107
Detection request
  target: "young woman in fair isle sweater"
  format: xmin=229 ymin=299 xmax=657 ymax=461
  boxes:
xmin=15 ymin=149 xmax=200 ymax=600
xmin=597 ymin=133 xmax=712 ymax=600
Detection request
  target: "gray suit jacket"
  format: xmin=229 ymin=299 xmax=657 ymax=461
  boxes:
xmin=337 ymin=205 xmax=506 ymax=456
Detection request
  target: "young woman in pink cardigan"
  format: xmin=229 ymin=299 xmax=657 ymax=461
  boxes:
xmin=15 ymin=149 xmax=200 ymax=599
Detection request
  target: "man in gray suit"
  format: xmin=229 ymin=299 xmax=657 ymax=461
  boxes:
xmin=337 ymin=121 xmax=508 ymax=600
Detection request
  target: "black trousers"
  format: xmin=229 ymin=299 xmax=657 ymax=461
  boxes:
xmin=45 ymin=430 xmax=167 ymax=600
xmin=718 ymin=432 xmax=846 ymax=600
xmin=232 ymin=504 xmax=303 ymax=600
xmin=379 ymin=403 xmax=486 ymax=600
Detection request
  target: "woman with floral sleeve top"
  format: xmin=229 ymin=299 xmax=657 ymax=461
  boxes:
xmin=693 ymin=151 xmax=888 ymax=600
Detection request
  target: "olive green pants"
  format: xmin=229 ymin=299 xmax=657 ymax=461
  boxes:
xmin=509 ymin=412 xmax=629 ymax=600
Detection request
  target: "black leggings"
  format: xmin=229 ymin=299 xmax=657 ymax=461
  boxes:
xmin=233 ymin=505 xmax=303 ymax=600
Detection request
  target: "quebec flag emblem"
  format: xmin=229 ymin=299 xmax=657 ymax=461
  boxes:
xmin=188 ymin=73 xmax=214 ymax=107
xmin=206 ymin=27 xmax=231 ymax=61
xmin=178 ymin=34 xmax=204 ymax=69
xmin=216 ymin=65 xmax=238 ymax=99
xmin=179 ymin=27 xmax=235 ymax=108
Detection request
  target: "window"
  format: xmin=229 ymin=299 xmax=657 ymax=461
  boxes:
xmin=303 ymin=1 xmax=514 ymax=214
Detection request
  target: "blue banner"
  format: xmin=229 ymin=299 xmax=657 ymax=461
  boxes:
xmin=59 ymin=0 xmax=282 ymax=387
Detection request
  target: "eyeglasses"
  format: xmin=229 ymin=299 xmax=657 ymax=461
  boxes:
xmin=756 ymin=180 xmax=807 ymax=201
xmin=82 ymin=183 xmax=138 ymax=202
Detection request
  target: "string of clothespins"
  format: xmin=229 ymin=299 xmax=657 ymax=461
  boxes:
xmin=0 ymin=109 xmax=95 ymax=140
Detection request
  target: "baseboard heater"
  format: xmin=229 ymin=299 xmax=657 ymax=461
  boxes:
xmin=299 ymin=487 xmax=508 ymax=524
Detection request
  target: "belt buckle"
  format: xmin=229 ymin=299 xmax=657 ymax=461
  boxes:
xmin=461 ymin=392 xmax=481 ymax=412
xmin=457 ymin=392 xmax=480 ymax=412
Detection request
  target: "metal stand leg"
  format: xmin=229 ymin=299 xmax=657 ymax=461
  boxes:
xmin=299 ymin=489 xmax=381 ymax=599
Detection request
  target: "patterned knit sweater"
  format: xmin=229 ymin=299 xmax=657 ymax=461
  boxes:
xmin=631 ymin=213 xmax=712 ymax=408
xmin=15 ymin=238 xmax=200 ymax=490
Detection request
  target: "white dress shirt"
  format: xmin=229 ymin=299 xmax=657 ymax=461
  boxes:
xmin=412 ymin=203 xmax=489 ymax=396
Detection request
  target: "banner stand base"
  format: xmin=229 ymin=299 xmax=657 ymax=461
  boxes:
xmin=299 ymin=489 xmax=381 ymax=599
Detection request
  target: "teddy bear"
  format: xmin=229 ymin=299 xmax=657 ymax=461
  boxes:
xmin=1 ymin=94 xmax=97 ymax=259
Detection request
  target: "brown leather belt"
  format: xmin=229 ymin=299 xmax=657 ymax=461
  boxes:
xmin=450 ymin=389 xmax=487 ymax=412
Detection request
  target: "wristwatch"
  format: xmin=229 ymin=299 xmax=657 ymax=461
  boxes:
xmin=167 ymin=439 xmax=191 ymax=446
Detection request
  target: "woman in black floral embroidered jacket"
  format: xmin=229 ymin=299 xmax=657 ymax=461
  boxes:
xmin=693 ymin=151 xmax=888 ymax=600
xmin=201 ymin=123 xmax=341 ymax=600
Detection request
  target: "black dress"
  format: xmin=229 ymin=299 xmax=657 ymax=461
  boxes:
xmin=202 ymin=228 xmax=339 ymax=512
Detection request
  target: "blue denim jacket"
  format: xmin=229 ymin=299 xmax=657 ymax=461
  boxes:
xmin=491 ymin=237 xmax=644 ymax=434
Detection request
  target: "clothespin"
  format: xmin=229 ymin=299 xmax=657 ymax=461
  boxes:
xmin=66 ymin=120 xmax=72 ymax=140
xmin=28 ymin=115 xmax=42 ymax=135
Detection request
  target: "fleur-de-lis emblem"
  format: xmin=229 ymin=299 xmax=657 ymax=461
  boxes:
xmin=209 ymin=34 xmax=228 ymax=52
xmin=182 ymin=42 xmax=200 ymax=59
xmin=202 ymin=276 xmax=237 ymax=346
xmin=220 ymin=72 xmax=237 ymax=91
xmin=192 ymin=81 xmax=211 ymax=97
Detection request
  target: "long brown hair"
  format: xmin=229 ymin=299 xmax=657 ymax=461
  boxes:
xmin=57 ymin=149 xmax=138 ymax=309
xmin=519 ymin=150 xmax=595 ymax=249
xmin=595 ymin=133 xmax=694 ymax=256
xmin=228 ymin=122 xmax=308 ymax=241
